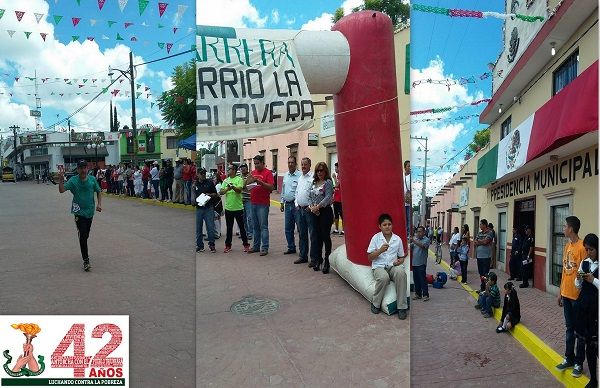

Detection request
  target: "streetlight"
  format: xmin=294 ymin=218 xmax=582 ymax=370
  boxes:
xmin=86 ymin=136 xmax=106 ymax=168
xmin=410 ymin=135 xmax=429 ymax=227
xmin=109 ymin=51 xmax=137 ymax=162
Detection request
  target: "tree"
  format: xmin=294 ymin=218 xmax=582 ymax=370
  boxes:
xmin=469 ymin=127 xmax=490 ymax=154
xmin=157 ymin=59 xmax=196 ymax=139
xmin=113 ymin=106 xmax=119 ymax=132
xmin=332 ymin=7 xmax=345 ymax=24
xmin=351 ymin=0 xmax=409 ymax=28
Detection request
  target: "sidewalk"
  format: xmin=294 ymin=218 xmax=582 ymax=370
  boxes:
xmin=410 ymin=243 xmax=590 ymax=387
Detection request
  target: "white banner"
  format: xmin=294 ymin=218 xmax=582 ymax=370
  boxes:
xmin=0 ymin=315 xmax=129 ymax=387
xmin=497 ymin=113 xmax=534 ymax=179
xmin=196 ymin=35 xmax=314 ymax=143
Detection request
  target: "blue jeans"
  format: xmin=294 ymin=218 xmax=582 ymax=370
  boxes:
xmin=184 ymin=180 xmax=192 ymax=204
xmin=243 ymin=200 xmax=253 ymax=238
xmin=563 ymin=297 xmax=586 ymax=365
xmin=196 ymin=206 xmax=215 ymax=249
xmin=297 ymin=207 xmax=314 ymax=260
xmin=405 ymin=205 xmax=411 ymax=237
xmin=250 ymin=203 xmax=269 ymax=252
xmin=284 ymin=202 xmax=298 ymax=251
xmin=477 ymin=257 xmax=491 ymax=291
xmin=413 ymin=264 xmax=429 ymax=297
xmin=152 ymin=180 xmax=160 ymax=199
xmin=477 ymin=293 xmax=494 ymax=315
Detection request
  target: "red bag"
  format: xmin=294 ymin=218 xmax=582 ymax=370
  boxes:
xmin=426 ymin=274 xmax=435 ymax=284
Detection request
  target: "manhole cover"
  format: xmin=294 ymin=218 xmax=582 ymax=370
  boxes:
xmin=230 ymin=295 xmax=280 ymax=316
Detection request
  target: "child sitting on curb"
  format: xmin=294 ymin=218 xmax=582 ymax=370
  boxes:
xmin=497 ymin=282 xmax=521 ymax=333
xmin=475 ymin=272 xmax=501 ymax=318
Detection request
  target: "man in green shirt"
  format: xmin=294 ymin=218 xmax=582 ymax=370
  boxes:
xmin=58 ymin=160 xmax=102 ymax=271
xmin=220 ymin=165 xmax=250 ymax=253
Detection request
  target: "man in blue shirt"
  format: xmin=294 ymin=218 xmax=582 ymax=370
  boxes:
xmin=280 ymin=156 xmax=301 ymax=255
xmin=411 ymin=226 xmax=431 ymax=301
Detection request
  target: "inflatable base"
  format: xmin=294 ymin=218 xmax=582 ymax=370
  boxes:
xmin=330 ymin=244 xmax=404 ymax=315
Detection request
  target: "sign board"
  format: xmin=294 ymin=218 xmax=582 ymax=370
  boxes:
xmin=30 ymin=110 xmax=41 ymax=117
xmin=320 ymin=111 xmax=335 ymax=137
xmin=308 ymin=133 xmax=318 ymax=146
xmin=138 ymin=139 xmax=146 ymax=152
xmin=105 ymin=132 xmax=120 ymax=142
xmin=20 ymin=134 xmax=46 ymax=144
xmin=459 ymin=187 xmax=469 ymax=207
xmin=196 ymin=35 xmax=314 ymax=142
xmin=71 ymin=132 xmax=105 ymax=142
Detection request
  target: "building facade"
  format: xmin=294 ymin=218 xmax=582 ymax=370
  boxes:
xmin=429 ymin=0 xmax=598 ymax=294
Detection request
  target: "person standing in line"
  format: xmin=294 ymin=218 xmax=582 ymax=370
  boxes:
xmin=159 ymin=162 xmax=167 ymax=201
xmin=239 ymin=164 xmax=253 ymax=240
xmin=449 ymin=227 xmax=461 ymax=266
xmin=403 ymin=160 xmax=411 ymax=238
xmin=280 ymin=156 xmax=301 ymax=255
xmin=246 ymin=155 xmax=274 ymax=256
xmin=555 ymin=216 xmax=587 ymax=378
xmin=458 ymin=237 xmax=470 ymax=284
xmin=519 ymin=226 xmax=535 ymax=288
xmin=194 ymin=168 xmax=218 ymax=253
xmin=116 ymin=163 xmax=125 ymax=195
xmin=489 ymin=222 xmax=497 ymax=268
xmin=165 ymin=160 xmax=174 ymax=202
xmin=410 ymin=226 xmax=431 ymax=301
xmin=141 ymin=161 xmax=151 ymax=199
xmin=367 ymin=213 xmax=408 ymax=320
xmin=473 ymin=219 xmax=494 ymax=292
xmin=58 ymin=160 xmax=102 ymax=272
xmin=213 ymin=173 xmax=224 ymax=239
xmin=308 ymin=162 xmax=334 ymax=273
xmin=294 ymin=157 xmax=314 ymax=265
xmin=105 ymin=165 xmax=113 ymax=194
xmin=220 ymin=165 xmax=250 ymax=253
xmin=150 ymin=161 xmax=160 ymax=200
xmin=332 ymin=162 xmax=344 ymax=235
xmin=173 ymin=160 xmax=184 ymax=204
xmin=126 ymin=163 xmax=135 ymax=197
xmin=508 ymin=226 xmax=523 ymax=281
xmin=183 ymin=159 xmax=193 ymax=205
xmin=133 ymin=165 xmax=143 ymax=197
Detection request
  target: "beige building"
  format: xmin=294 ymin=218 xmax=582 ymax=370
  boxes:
xmin=429 ymin=1 xmax=598 ymax=294
xmin=160 ymin=128 xmax=194 ymax=162
xmin=242 ymin=26 xmax=411 ymax=188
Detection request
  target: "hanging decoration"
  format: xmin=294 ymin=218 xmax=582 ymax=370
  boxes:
xmin=0 ymin=9 xmax=5 ymax=20
xmin=412 ymin=71 xmax=500 ymax=90
xmin=98 ymin=0 xmax=107 ymax=11
xmin=158 ymin=3 xmax=168 ymax=17
xmin=34 ymin=13 xmax=44 ymax=24
xmin=124 ymin=22 xmax=134 ymax=28
xmin=53 ymin=15 xmax=62 ymax=25
xmin=24 ymin=31 xmax=31 ymax=39
xmin=404 ymin=114 xmax=481 ymax=125
xmin=138 ymin=0 xmax=149 ymax=16
xmin=176 ymin=4 xmax=187 ymax=20
xmin=72 ymin=17 xmax=81 ymax=27
xmin=7 ymin=30 xmax=15 ymax=37
xmin=107 ymin=20 xmax=116 ymax=27
xmin=71 ymin=35 xmax=79 ymax=42
xmin=166 ymin=42 xmax=173 ymax=53
xmin=90 ymin=19 xmax=97 ymax=26
xmin=118 ymin=0 xmax=129 ymax=12
xmin=410 ymin=99 xmax=490 ymax=115
xmin=411 ymin=3 xmax=545 ymax=22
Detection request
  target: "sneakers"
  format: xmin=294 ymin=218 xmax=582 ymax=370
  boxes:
xmin=340 ymin=231 xmax=345 ymax=235
xmin=370 ymin=304 xmax=380 ymax=314
xmin=412 ymin=295 xmax=422 ymax=300
xmin=572 ymin=364 xmax=583 ymax=378
xmin=83 ymin=260 xmax=91 ymax=271
xmin=243 ymin=244 xmax=250 ymax=252
xmin=331 ymin=230 xmax=339 ymax=235
xmin=423 ymin=296 xmax=430 ymax=302
xmin=224 ymin=246 xmax=232 ymax=253
xmin=196 ymin=247 xmax=204 ymax=253
xmin=398 ymin=309 xmax=407 ymax=320
xmin=482 ymin=313 xmax=491 ymax=318
xmin=556 ymin=359 xmax=574 ymax=371
xmin=259 ymin=251 xmax=268 ymax=256
xmin=210 ymin=247 xmax=217 ymax=253
xmin=496 ymin=326 xmax=505 ymax=333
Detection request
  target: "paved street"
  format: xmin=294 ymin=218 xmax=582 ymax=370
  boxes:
xmin=0 ymin=181 xmax=195 ymax=387
xmin=410 ymin=245 xmax=562 ymax=387
xmin=197 ymin=207 xmax=411 ymax=387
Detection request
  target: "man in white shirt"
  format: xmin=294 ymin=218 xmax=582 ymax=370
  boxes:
xmin=449 ymin=227 xmax=461 ymax=266
xmin=293 ymin=157 xmax=314 ymax=265
xmin=367 ymin=213 xmax=409 ymax=320
xmin=280 ymin=157 xmax=301 ymax=255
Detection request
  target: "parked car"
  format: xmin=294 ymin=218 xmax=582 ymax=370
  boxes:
xmin=2 ymin=166 xmax=16 ymax=182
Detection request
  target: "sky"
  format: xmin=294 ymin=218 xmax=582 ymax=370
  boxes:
xmin=0 ymin=0 xmax=195 ymax=139
xmin=409 ymin=0 xmax=505 ymax=205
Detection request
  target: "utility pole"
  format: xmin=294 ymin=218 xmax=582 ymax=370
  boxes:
xmin=411 ymin=135 xmax=428 ymax=227
xmin=9 ymin=125 xmax=19 ymax=169
xmin=129 ymin=51 xmax=137 ymax=165
xmin=68 ymin=119 xmax=72 ymax=169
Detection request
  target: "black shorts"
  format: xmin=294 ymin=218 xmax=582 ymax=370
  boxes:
xmin=333 ymin=201 xmax=343 ymax=220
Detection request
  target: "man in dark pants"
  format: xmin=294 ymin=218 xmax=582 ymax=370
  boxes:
xmin=294 ymin=157 xmax=314 ymax=265
xmin=473 ymin=219 xmax=493 ymax=292
xmin=58 ymin=160 xmax=102 ymax=271
xmin=519 ymin=226 xmax=535 ymax=288
xmin=508 ymin=226 xmax=522 ymax=281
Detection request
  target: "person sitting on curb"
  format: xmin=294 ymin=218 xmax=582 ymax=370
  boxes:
xmin=497 ymin=282 xmax=521 ymax=333
xmin=475 ymin=272 xmax=501 ymax=318
xmin=367 ymin=213 xmax=409 ymax=320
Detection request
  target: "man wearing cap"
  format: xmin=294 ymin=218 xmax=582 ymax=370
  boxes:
xmin=58 ymin=160 xmax=102 ymax=271
xmin=193 ymin=168 xmax=219 ymax=253
xmin=245 ymin=155 xmax=274 ymax=256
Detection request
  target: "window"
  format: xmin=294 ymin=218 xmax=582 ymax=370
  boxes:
xmin=501 ymin=116 xmax=512 ymax=140
xmin=147 ymin=134 xmax=155 ymax=153
xmin=553 ymin=50 xmax=578 ymax=95
xmin=498 ymin=212 xmax=507 ymax=263
xmin=30 ymin=148 xmax=48 ymax=156
xmin=127 ymin=137 xmax=134 ymax=154
xmin=167 ymin=136 xmax=178 ymax=149
xmin=551 ymin=204 xmax=570 ymax=287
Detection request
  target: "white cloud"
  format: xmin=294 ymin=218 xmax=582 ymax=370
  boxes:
xmin=271 ymin=9 xmax=280 ymax=24
xmin=196 ymin=0 xmax=267 ymax=28
xmin=285 ymin=17 xmax=296 ymax=26
xmin=341 ymin=0 xmax=364 ymax=15
xmin=161 ymin=76 xmax=173 ymax=92
xmin=301 ymin=13 xmax=334 ymax=31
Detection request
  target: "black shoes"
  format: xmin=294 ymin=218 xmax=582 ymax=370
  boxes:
xmin=370 ymin=304 xmax=381 ymax=314
xmin=322 ymin=257 xmax=330 ymax=274
xmin=283 ymin=250 xmax=297 ymax=255
xmin=83 ymin=260 xmax=91 ymax=271
xmin=519 ymin=283 xmax=529 ymax=288
xmin=294 ymin=258 xmax=308 ymax=264
xmin=398 ymin=309 xmax=407 ymax=320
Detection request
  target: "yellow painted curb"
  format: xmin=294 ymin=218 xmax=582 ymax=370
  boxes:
xmin=105 ymin=193 xmax=195 ymax=211
xmin=430 ymin=249 xmax=589 ymax=387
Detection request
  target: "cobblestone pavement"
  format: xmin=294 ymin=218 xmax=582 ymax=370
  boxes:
xmin=0 ymin=182 xmax=195 ymax=387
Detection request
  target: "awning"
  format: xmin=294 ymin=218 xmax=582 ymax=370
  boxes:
xmin=22 ymin=155 xmax=51 ymax=165
xmin=477 ymin=61 xmax=598 ymax=188
xmin=61 ymin=146 xmax=109 ymax=159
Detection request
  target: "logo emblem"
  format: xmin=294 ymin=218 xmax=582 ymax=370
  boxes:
xmin=3 ymin=323 xmax=46 ymax=377
xmin=506 ymin=129 xmax=521 ymax=170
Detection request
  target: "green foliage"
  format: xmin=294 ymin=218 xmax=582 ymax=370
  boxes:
xmin=332 ymin=7 xmax=345 ymax=23
xmin=352 ymin=0 xmax=409 ymax=28
xmin=112 ymin=106 xmax=119 ymax=132
xmin=157 ymin=59 xmax=196 ymax=139
xmin=469 ymin=127 xmax=490 ymax=153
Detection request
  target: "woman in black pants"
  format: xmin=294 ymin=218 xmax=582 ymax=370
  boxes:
xmin=309 ymin=162 xmax=334 ymax=274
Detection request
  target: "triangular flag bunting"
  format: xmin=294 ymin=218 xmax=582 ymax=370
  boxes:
xmin=158 ymin=24 xmax=164 ymax=29
xmin=172 ymin=27 xmax=178 ymax=34
xmin=178 ymin=43 xmax=185 ymax=50
xmin=53 ymin=15 xmax=63 ymax=25
xmin=187 ymin=98 xmax=194 ymax=104
xmin=0 ymin=10 xmax=4 ymax=20
xmin=150 ymin=102 xmax=154 ymax=108
xmin=158 ymin=2 xmax=168 ymax=17
xmin=83 ymin=79 xmax=88 ymax=83
xmin=157 ymin=42 xmax=164 ymax=49
xmin=136 ymin=92 xmax=142 ymax=98
xmin=124 ymin=22 xmax=134 ymax=28
xmin=92 ymin=79 xmax=97 ymax=83
xmin=119 ymin=79 xmax=124 ymax=83
xmin=15 ymin=11 xmax=25 ymax=22
xmin=108 ymin=20 xmax=116 ymax=27
xmin=7 ymin=30 xmax=15 ymax=38
xmin=42 ymin=78 xmax=48 ymax=83
xmin=111 ymin=89 xmax=120 ymax=96
xmin=40 ymin=33 xmax=48 ymax=41
xmin=138 ymin=0 xmax=149 ymax=15
xmin=98 ymin=0 xmax=106 ymax=10
xmin=24 ymin=31 xmax=32 ymax=39
xmin=50 ymin=92 xmax=55 ymax=95
xmin=187 ymin=27 xmax=194 ymax=34
xmin=102 ymin=34 xmax=109 ymax=40
xmin=72 ymin=35 xmax=79 ymax=42
xmin=118 ymin=0 xmax=128 ymax=12
xmin=67 ymin=81 xmax=72 ymax=85
xmin=26 ymin=77 xmax=35 ymax=81
xmin=72 ymin=17 xmax=81 ymax=27
xmin=136 ymin=83 xmax=141 ymax=89
xmin=90 ymin=19 xmax=97 ymax=26
xmin=76 ymin=92 xmax=81 ymax=95
xmin=87 ymin=36 xmax=94 ymax=41
xmin=64 ymin=79 xmax=69 ymax=82
xmin=176 ymin=4 xmax=188 ymax=20
xmin=144 ymin=86 xmax=149 ymax=91
xmin=116 ymin=33 xmax=124 ymax=40
xmin=166 ymin=43 xmax=173 ymax=53
xmin=34 ymin=13 xmax=44 ymax=24
xmin=76 ymin=0 xmax=81 ymax=4
xmin=101 ymin=87 xmax=108 ymax=93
